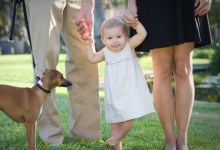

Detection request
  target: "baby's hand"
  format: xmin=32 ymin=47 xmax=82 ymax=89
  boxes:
xmin=85 ymin=35 xmax=94 ymax=44
xmin=123 ymin=5 xmax=138 ymax=28
xmin=123 ymin=16 xmax=138 ymax=29
xmin=128 ymin=20 xmax=140 ymax=30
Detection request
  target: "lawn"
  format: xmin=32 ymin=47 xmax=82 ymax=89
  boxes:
xmin=0 ymin=54 xmax=219 ymax=150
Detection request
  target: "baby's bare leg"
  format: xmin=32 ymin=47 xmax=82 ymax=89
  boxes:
xmin=106 ymin=123 xmax=122 ymax=150
xmin=106 ymin=119 xmax=134 ymax=149
xmin=106 ymin=123 xmax=121 ymax=147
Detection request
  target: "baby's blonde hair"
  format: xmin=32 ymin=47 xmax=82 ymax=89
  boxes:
xmin=100 ymin=17 xmax=129 ymax=39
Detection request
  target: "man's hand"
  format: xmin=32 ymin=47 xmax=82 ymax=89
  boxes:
xmin=75 ymin=10 xmax=94 ymax=40
xmin=75 ymin=0 xmax=94 ymax=40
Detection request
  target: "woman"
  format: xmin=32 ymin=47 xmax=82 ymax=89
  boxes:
xmin=123 ymin=0 xmax=212 ymax=150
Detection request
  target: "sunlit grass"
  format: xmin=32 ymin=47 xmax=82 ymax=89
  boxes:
xmin=0 ymin=54 xmax=218 ymax=150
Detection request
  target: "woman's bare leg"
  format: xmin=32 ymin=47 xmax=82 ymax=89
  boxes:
xmin=106 ymin=119 xmax=134 ymax=150
xmin=173 ymin=43 xmax=194 ymax=150
xmin=150 ymin=47 xmax=176 ymax=150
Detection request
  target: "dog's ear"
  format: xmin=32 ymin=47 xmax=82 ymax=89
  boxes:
xmin=50 ymin=70 xmax=58 ymax=79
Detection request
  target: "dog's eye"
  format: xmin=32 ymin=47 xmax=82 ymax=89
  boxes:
xmin=59 ymin=74 xmax=64 ymax=78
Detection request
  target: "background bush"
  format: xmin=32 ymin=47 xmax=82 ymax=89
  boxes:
xmin=210 ymin=45 xmax=220 ymax=75
xmin=193 ymin=47 xmax=215 ymax=59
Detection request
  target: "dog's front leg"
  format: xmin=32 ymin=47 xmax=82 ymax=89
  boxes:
xmin=25 ymin=122 xmax=36 ymax=150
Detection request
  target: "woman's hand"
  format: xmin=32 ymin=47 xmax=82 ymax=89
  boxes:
xmin=194 ymin=0 xmax=212 ymax=16
xmin=123 ymin=0 xmax=138 ymax=28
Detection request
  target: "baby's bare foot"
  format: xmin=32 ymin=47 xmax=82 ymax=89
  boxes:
xmin=106 ymin=137 xmax=118 ymax=146
xmin=106 ymin=138 xmax=122 ymax=150
xmin=113 ymin=142 xmax=122 ymax=150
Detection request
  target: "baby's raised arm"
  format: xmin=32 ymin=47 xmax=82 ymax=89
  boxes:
xmin=85 ymin=38 xmax=105 ymax=64
xmin=127 ymin=21 xmax=147 ymax=50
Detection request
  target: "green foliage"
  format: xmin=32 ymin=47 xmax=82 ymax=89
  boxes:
xmin=210 ymin=46 xmax=220 ymax=75
xmin=209 ymin=0 xmax=220 ymax=43
xmin=192 ymin=58 xmax=210 ymax=65
xmin=196 ymin=87 xmax=220 ymax=102
xmin=209 ymin=0 xmax=220 ymax=25
xmin=147 ymin=79 xmax=153 ymax=93
xmin=138 ymin=54 xmax=153 ymax=70
xmin=0 ymin=1 xmax=7 ymax=36
xmin=193 ymin=72 xmax=220 ymax=102
xmin=193 ymin=47 xmax=215 ymax=59
xmin=111 ymin=0 xmax=126 ymax=8
xmin=193 ymin=74 xmax=210 ymax=85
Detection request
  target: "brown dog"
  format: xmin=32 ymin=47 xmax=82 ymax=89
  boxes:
xmin=0 ymin=69 xmax=72 ymax=150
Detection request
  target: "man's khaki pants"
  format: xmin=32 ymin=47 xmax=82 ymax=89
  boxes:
xmin=26 ymin=0 xmax=101 ymax=144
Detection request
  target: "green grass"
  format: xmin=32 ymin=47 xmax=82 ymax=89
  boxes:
xmin=0 ymin=54 xmax=219 ymax=150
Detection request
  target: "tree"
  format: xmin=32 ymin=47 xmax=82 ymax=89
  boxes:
xmin=94 ymin=0 xmax=105 ymax=50
xmin=209 ymin=0 xmax=220 ymax=42
xmin=0 ymin=0 xmax=11 ymax=38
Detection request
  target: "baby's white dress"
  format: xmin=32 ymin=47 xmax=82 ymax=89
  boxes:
xmin=104 ymin=42 xmax=155 ymax=123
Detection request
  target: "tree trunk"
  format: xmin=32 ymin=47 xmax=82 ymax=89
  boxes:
xmin=94 ymin=0 xmax=105 ymax=51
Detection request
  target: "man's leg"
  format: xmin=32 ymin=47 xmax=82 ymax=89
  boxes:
xmin=61 ymin=1 xmax=101 ymax=140
xmin=27 ymin=0 xmax=66 ymax=144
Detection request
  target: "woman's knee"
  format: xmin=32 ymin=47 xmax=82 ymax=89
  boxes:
xmin=174 ymin=61 xmax=192 ymax=79
xmin=154 ymin=62 xmax=173 ymax=80
xmin=173 ymin=43 xmax=194 ymax=79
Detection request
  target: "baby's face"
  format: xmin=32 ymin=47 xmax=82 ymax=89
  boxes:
xmin=102 ymin=26 xmax=128 ymax=52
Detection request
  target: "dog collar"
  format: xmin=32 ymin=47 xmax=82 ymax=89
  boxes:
xmin=36 ymin=80 xmax=51 ymax=94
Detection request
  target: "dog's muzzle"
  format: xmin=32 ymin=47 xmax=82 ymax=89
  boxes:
xmin=60 ymin=80 xmax=72 ymax=87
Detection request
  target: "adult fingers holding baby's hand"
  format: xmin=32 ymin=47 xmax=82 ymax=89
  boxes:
xmin=124 ymin=17 xmax=138 ymax=28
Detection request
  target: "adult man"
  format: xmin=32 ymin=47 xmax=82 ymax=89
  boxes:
xmin=26 ymin=0 xmax=101 ymax=145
